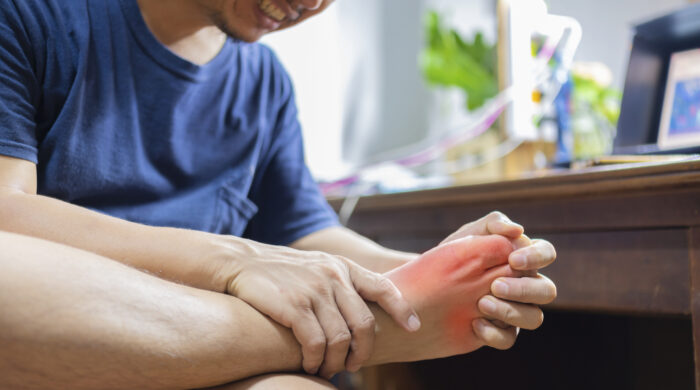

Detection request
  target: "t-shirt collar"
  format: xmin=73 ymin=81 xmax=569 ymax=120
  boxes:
xmin=117 ymin=0 xmax=236 ymax=82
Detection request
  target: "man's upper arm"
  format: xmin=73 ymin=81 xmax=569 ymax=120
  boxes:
xmin=0 ymin=154 xmax=37 ymax=195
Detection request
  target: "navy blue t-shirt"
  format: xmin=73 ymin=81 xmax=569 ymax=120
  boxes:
xmin=0 ymin=0 xmax=338 ymax=245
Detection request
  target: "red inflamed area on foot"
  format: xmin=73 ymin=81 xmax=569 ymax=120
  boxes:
xmin=385 ymin=235 xmax=516 ymax=354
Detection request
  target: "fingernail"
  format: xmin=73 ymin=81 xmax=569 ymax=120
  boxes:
xmin=407 ymin=314 xmax=421 ymax=332
xmin=480 ymin=297 xmax=497 ymax=314
xmin=510 ymin=253 xmax=527 ymax=268
xmin=493 ymin=280 xmax=509 ymax=296
xmin=473 ymin=318 xmax=486 ymax=332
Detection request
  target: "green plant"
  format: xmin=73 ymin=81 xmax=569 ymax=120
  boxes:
xmin=570 ymin=73 xmax=622 ymax=158
xmin=572 ymin=74 xmax=621 ymax=127
xmin=420 ymin=10 xmax=498 ymax=111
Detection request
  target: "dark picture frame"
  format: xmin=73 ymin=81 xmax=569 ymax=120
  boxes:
xmin=614 ymin=4 xmax=700 ymax=155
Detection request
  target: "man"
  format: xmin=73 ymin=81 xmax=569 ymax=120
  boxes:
xmin=0 ymin=0 xmax=557 ymax=388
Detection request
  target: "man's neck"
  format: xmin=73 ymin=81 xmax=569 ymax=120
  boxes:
xmin=136 ymin=0 xmax=227 ymax=66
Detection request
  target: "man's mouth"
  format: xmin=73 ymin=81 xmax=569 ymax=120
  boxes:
xmin=258 ymin=0 xmax=286 ymax=22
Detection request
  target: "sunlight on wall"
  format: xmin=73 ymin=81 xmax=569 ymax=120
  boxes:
xmin=262 ymin=6 xmax=348 ymax=179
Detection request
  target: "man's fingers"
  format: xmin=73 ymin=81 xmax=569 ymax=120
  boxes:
xmin=490 ymin=319 xmax=511 ymax=329
xmin=491 ymin=274 xmax=557 ymax=305
xmin=334 ymin=287 xmax=376 ymax=373
xmin=478 ymin=296 xmax=545 ymax=330
xmin=472 ymin=318 xmax=519 ymax=350
xmin=350 ymin=267 xmax=421 ymax=333
xmin=314 ymin=297 xmax=352 ymax=379
xmin=510 ymin=234 xmax=532 ymax=250
xmin=290 ymin=309 xmax=327 ymax=375
xmin=508 ymin=238 xmax=556 ymax=271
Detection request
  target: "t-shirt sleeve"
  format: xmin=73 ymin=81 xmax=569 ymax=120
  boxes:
xmin=0 ymin=3 xmax=40 ymax=163
xmin=245 ymin=60 xmax=339 ymax=246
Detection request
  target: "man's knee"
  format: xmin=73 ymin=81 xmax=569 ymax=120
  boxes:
xmin=207 ymin=373 xmax=336 ymax=390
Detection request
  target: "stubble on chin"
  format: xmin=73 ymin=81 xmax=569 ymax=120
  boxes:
xmin=202 ymin=5 xmax=238 ymax=39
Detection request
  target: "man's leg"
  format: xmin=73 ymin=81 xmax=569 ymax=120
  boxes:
xmin=0 ymin=231 xmax=514 ymax=389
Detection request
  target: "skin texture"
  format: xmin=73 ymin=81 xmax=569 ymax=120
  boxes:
xmin=0 ymin=231 xmax=523 ymax=389
xmin=0 ymin=0 xmax=558 ymax=384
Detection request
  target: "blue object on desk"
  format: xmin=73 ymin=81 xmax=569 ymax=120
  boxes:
xmin=554 ymin=76 xmax=574 ymax=164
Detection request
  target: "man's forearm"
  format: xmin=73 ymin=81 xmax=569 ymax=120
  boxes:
xmin=0 ymin=231 xmax=303 ymax=390
xmin=0 ymin=188 xmax=234 ymax=291
xmin=291 ymin=226 xmax=418 ymax=273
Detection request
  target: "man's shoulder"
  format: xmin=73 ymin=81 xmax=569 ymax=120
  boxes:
xmin=237 ymin=42 xmax=285 ymax=73
xmin=236 ymin=42 xmax=293 ymax=96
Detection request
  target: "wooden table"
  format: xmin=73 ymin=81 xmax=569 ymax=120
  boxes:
xmin=329 ymin=158 xmax=700 ymax=390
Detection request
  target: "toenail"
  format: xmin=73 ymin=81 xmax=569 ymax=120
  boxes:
xmin=511 ymin=253 xmax=527 ymax=268
xmin=493 ymin=280 xmax=509 ymax=296
xmin=407 ymin=314 xmax=421 ymax=332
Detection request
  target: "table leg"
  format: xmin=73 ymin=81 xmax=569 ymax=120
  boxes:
xmin=691 ymin=227 xmax=700 ymax=389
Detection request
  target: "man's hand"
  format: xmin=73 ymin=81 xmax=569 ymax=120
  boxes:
xmin=220 ymin=239 xmax=420 ymax=378
xmin=440 ymin=212 xmax=557 ymax=349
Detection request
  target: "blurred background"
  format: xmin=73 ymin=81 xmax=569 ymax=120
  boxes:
xmin=262 ymin=0 xmax=693 ymax=191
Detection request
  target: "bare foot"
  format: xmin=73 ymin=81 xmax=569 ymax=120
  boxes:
xmin=367 ymin=234 xmax=516 ymax=365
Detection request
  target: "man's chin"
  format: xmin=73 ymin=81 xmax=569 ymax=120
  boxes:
xmin=228 ymin=27 xmax=288 ymax=43
xmin=234 ymin=33 xmax=264 ymax=43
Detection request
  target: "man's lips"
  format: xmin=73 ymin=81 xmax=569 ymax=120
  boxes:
xmin=254 ymin=0 xmax=283 ymax=29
